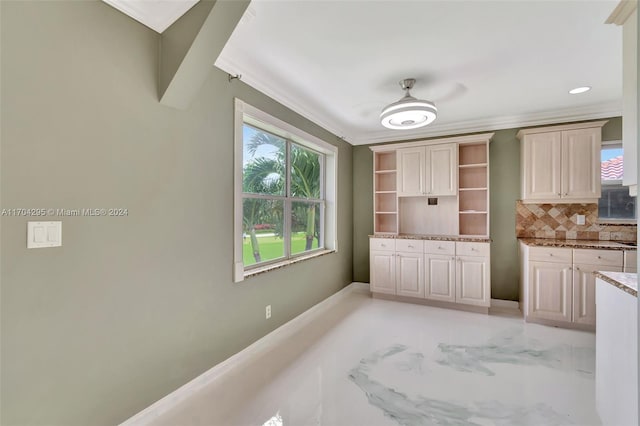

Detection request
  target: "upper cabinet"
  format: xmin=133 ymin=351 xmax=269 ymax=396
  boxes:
xmin=397 ymin=143 xmax=457 ymax=197
xmin=371 ymin=133 xmax=493 ymax=236
xmin=518 ymin=121 xmax=607 ymax=203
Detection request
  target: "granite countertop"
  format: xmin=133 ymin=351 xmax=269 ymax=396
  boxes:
xmin=370 ymin=234 xmax=491 ymax=243
xmin=595 ymin=271 xmax=638 ymax=297
xmin=518 ymin=238 xmax=636 ymax=251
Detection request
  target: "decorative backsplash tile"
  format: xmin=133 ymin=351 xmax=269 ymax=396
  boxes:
xmin=515 ymin=201 xmax=637 ymax=241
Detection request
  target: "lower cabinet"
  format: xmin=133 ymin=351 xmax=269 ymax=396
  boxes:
xmin=370 ymin=238 xmax=491 ymax=310
xmin=522 ymin=244 xmax=623 ymax=329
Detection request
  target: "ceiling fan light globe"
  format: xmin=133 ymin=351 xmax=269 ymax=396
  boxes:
xmin=380 ymin=100 xmax=437 ymax=130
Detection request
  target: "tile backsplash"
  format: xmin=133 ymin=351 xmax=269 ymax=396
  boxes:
xmin=515 ymin=201 xmax=637 ymax=241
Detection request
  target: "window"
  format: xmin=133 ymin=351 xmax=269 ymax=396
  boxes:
xmin=599 ymin=141 xmax=636 ymax=221
xmin=234 ymin=100 xmax=337 ymax=281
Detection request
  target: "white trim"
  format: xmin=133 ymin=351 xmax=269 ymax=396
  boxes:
xmin=516 ymin=119 xmax=609 ymax=139
xmin=369 ymin=132 xmax=494 ymax=152
xmin=605 ymin=0 xmax=638 ymax=25
xmin=490 ymin=299 xmax=520 ymax=309
xmin=118 ymin=283 xmax=365 ymax=426
xmin=233 ymin=99 xmax=338 ymax=282
xmin=218 ymin=58 xmax=621 ymax=147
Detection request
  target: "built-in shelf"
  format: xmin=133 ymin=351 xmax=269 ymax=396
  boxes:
xmin=458 ymin=163 xmax=488 ymax=169
xmin=373 ymin=151 xmax=398 ymax=234
xmin=458 ymin=142 xmax=489 ymax=236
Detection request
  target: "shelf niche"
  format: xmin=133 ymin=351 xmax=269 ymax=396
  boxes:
xmin=373 ymin=151 xmax=398 ymax=234
xmin=458 ymin=143 xmax=489 ymax=236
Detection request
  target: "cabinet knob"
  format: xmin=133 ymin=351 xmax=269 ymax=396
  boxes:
xmin=381 ymin=244 xmax=386 ymax=247
xmin=576 ymin=266 xmax=580 ymax=271
xmin=408 ymin=245 xmax=414 ymax=248
xmin=451 ymin=257 xmax=455 ymax=260
xmin=557 ymin=193 xmax=561 ymax=196
xmin=564 ymin=192 xmax=568 ymax=196
xmin=597 ymin=256 xmax=602 ymax=259
xmin=549 ymin=253 xmax=553 ymax=256
xmin=438 ymin=246 xmax=443 ymax=249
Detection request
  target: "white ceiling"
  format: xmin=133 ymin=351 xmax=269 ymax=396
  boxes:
xmin=216 ymin=0 xmax=623 ymax=145
xmin=102 ymin=0 xmax=199 ymax=33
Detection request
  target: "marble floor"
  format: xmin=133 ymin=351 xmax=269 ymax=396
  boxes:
xmin=150 ymin=288 xmax=599 ymax=426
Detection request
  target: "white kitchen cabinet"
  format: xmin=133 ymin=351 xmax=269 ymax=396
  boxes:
xmin=528 ymin=260 xmax=573 ymax=322
xmin=396 ymin=147 xmax=424 ymax=196
xmin=456 ymin=255 xmax=490 ymax=307
xmin=370 ymin=238 xmax=490 ymax=312
xmin=518 ymin=122 xmax=606 ymax=203
xmin=424 ymin=241 xmax=455 ymax=302
xmin=370 ymin=249 xmax=396 ymax=295
xmin=521 ymin=243 xmax=624 ymax=329
xmin=397 ymin=143 xmax=456 ymax=197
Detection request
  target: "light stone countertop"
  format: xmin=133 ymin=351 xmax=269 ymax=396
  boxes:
xmin=370 ymin=234 xmax=491 ymax=243
xmin=518 ymin=238 xmax=636 ymax=251
xmin=595 ymin=271 xmax=638 ymax=298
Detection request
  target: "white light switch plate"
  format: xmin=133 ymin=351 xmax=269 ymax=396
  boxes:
xmin=27 ymin=221 xmax=62 ymax=248
xmin=576 ymin=214 xmax=586 ymax=225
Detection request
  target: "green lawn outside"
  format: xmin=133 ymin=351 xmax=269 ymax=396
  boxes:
xmin=243 ymin=233 xmax=319 ymax=266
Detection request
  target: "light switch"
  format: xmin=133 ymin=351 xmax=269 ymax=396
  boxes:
xmin=27 ymin=221 xmax=62 ymax=248
xmin=576 ymin=214 xmax=586 ymax=225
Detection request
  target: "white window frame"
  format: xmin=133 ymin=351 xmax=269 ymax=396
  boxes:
xmin=599 ymin=140 xmax=637 ymax=223
xmin=233 ymin=99 xmax=338 ymax=282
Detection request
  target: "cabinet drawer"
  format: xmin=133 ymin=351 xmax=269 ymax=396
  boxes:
xmin=396 ymin=239 xmax=424 ymax=253
xmin=573 ymin=249 xmax=623 ymax=267
xmin=624 ymin=251 xmax=637 ymax=272
xmin=424 ymin=240 xmax=455 ymax=255
xmin=370 ymin=238 xmax=395 ymax=251
xmin=528 ymin=247 xmax=572 ymax=263
xmin=456 ymin=242 xmax=490 ymax=257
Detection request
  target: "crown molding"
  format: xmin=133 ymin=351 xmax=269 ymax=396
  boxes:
xmin=349 ymin=101 xmax=621 ymax=145
xmin=215 ymin=56 xmax=354 ymax=143
xmin=605 ymin=0 xmax=638 ymax=25
xmin=216 ymin=53 xmax=620 ymax=147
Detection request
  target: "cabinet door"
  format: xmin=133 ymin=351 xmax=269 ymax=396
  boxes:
xmin=370 ymin=250 xmax=396 ymax=294
xmin=455 ymin=255 xmax=490 ymax=306
xmin=425 ymin=254 xmax=455 ymax=302
xmin=396 ymin=252 xmax=424 ymax=297
xmin=425 ymin=143 xmax=457 ymax=196
xmin=522 ymin=132 xmax=562 ymax=200
xmin=561 ymin=128 xmax=601 ymax=200
xmin=573 ymin=264 xmax=622 ymax=326
xmin=396 ymin=147 xmax=424 ymax=196
xmin=528 ymin=261 xmax=572 ymax=322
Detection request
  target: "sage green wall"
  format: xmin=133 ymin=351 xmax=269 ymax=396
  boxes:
xmin=0 ymin=2 xmax=352 ymax=425
xmin=352 ymin=118 xmax=622 ymax=300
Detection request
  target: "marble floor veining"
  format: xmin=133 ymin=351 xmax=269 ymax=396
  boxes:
xmin=151 ymin=289 xmax=600 ymax=426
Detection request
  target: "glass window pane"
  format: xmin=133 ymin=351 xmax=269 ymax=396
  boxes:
xmin=601 ymin=146 xmax=623 ymax=182
xmin=243 ymin=124 xmax=286 ymax=195
xmin=291 ymin=201 xmax=321 ymax=255
xmin=290 ymin=144 xmax=321 ymax=199
xmin=598 ymin=185 xmax=636 ymax=220
xmin=242 ymin=198 xmax=284 ymax=266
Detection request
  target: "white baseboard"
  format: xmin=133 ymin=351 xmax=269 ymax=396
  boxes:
xmin=119 ymin=282 xmax=364 ymax=426
xmin=490 ymin=298 xmax=520 ymax=309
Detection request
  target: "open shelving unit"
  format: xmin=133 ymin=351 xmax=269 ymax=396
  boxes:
xmin=373 ymin=151 xmax=398 ymax=234
xmin=458 ymin=143 xmax=489 ymax=236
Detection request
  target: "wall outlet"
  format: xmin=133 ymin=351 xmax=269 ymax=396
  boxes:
xmin=265 ymin=305 xmax=271 ymax=319
xmin=576 ymin=214 xmax=586 ymax=225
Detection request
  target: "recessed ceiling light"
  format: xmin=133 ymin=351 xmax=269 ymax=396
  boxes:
xmin=569 ymin=86 xmax=591 ymax=95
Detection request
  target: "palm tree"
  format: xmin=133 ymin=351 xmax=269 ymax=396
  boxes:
xmin=245 ymin=128 xmax=321 ymax=252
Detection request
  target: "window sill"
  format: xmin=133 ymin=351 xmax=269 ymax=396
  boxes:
xmin=243 ymin=249 xmax=336 ymax=280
